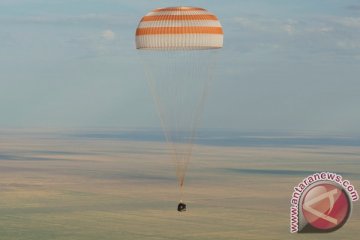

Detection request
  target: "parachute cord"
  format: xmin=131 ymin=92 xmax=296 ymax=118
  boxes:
xmin=181 ymin=50 xmax=220 ymax=183
xmin=138 ymin=50 xmax=220 ymax=204
xmin=179 ymin=180 xmax=185 ymax=202
xmin=137 ymin=51 xmax=182 ymax=185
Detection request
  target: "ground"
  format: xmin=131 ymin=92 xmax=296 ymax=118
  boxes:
xmin=0 ymin=130 xmax=359 ymax=239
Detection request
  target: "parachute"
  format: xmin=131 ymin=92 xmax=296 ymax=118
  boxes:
xmin=177 ymin=202 xmax=187 ymax=212
xmin=135 ymin=6 xmax=224 ymax=205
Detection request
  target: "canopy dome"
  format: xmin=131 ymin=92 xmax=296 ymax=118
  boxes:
xmin=135 ymin=6 xmax=224 ymax=50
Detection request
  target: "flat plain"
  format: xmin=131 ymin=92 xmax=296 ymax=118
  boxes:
xmin=0 ymin=130 xmax=359 ymax=240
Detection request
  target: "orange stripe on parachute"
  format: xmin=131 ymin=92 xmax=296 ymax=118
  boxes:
xmin=153 ymin=7 xmax=206 ymax=12
xmin=141 ymin=15 xmax=218 ymax=22
xmin=136 ymin=27 xmax=224 ymax=36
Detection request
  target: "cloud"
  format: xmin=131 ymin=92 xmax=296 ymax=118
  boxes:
xmin=0 ymin=14 xmax=136 ymax=27
xmin=101 ymin=30 xmax=115 ymax=41
xmin=330 ymin=17 xmax=360 ymax=28
xmin=347 ymin=5 xmax=360 ymax=11
xmin=231 ymin=15 xmax=360 ymax=39
xmin=232 ymin=16 xmax=289 ymax=33
xmin=233 ymin=17 xmax=267 ymax=31
xmin=337 ymin=40 xmax=360 ymax=49
xmin=283 ymin=23 xmax=295 ymax=35
xmin=226 ymin=13 xmax=360 ymax=61
xmin=232 ymin=16 xmax=333 ymax=36
xmin=0 ymin=32 xmax=18 ymax=47
xmin=64 ymin=28 xmax=129 ymax=59
xmin=231 ymin=14 xmax=360 ymax=35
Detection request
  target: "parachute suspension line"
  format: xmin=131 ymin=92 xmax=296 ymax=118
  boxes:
xmin=172 ymin=51 xmax=182 ymax=187
xmin=173 ymin=50 xmax=190 ymax=200
xmin=173 ymin=51 xmax=184 ymax=189
xmin=136 ymin=6 xmax=223 ymax=209
xmin=173 ymin=51 xmax=188 ymax=195
xmin=139 ymin=49 xmax=220 ymax=203
xmin=138 ymin=52 xmax=182 ymax=184
xmin=178 ymin=50 xmax=215 ymax=190
xmin=177 ymin=50 xmax=220 ymax=202
xmin=179 ymin=50 xmax=196 ymax=188
xmin=183 ymin=50 xmax=198 ymax=199
xmin=178 ymin=50 xmax=191 ymax=200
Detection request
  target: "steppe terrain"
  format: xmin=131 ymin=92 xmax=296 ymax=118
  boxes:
xmin=0 ymin=130 xmax=359 ymax=239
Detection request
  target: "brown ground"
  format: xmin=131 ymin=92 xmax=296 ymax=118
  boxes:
xmin=0 ymin=130 xmax=359 ymax=239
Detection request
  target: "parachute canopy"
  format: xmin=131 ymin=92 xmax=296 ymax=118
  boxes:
xmin=135 ymin=6 xmax=224 ymax=50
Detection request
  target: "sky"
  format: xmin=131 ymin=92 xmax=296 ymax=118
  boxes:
xmin=0 ymin=0 xmax=360 ymax=134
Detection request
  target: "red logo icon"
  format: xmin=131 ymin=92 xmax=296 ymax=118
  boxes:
xmin=301 ymin=183 xmax=351 ymax=232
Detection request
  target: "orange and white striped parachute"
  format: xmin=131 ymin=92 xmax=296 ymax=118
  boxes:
xmin=136 ymin=6 xmax=224 ymax=50
xmin=136 ymin=7 xmax=223 ymax=203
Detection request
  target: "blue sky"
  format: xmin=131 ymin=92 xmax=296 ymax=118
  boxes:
xmin=0 ymin=0 xmax=360 ymax=134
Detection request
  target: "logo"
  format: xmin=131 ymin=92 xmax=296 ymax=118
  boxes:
xmin=290 ymin=172 xmax=358 ymax=233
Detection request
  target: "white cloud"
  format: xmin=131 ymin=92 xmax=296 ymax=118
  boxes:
xmin=102 ymin=30 xmax=115 ymax=41
xmin=231 ymin=15 xmax=360 ymax=39
xmin=347 ymin=5 xmax=360 ymax=11
xmin=232 ymin=17 xmax=301 ymax=35
xmin=330 ymin=17 xmax=360 ymax=28
xmin=318 ymin=27 xmax=333 ymax=33
xmin=227 ymin=14 xmax=360 ymax=60
xmin=232 ymin=17 xmax=268 ymax=31
xmin=283 ymin=23 xmax=295 ymax=35
xmin=337 ymin=40 xmax=360 ymax=49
